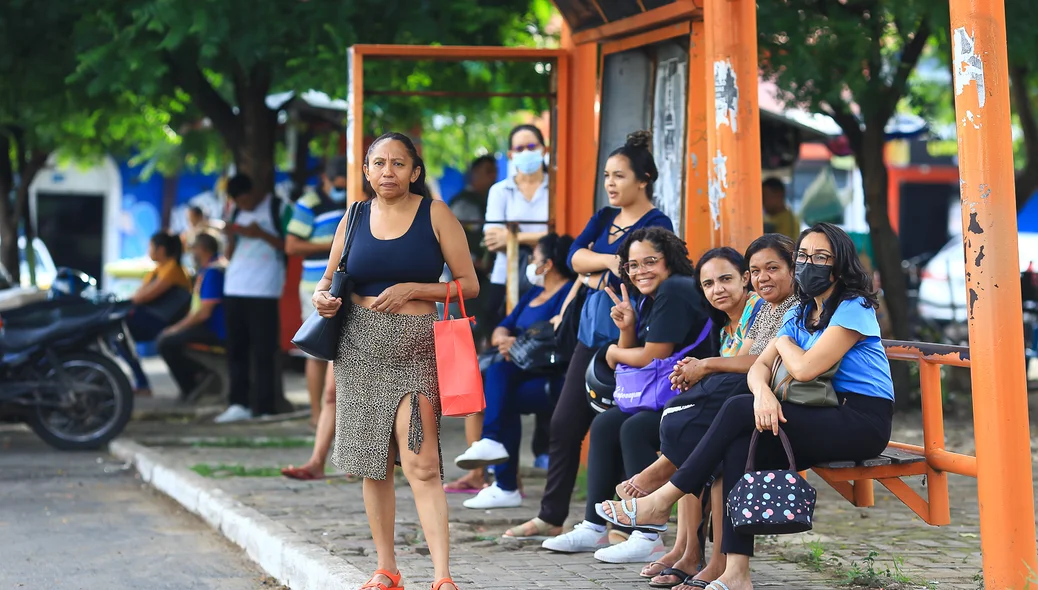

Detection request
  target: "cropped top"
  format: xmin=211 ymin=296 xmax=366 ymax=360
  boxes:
xmin=346 ymin=198 xmax=445 ymax=297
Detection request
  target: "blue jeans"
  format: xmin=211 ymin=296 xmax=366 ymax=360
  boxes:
xmin=123 ymin=306 xmax=169 ymax=389
xmin=482 ymin=360 xmax=560 ymax=492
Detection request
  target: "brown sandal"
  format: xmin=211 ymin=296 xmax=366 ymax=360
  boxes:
xmin=501 ymin=517 xmax=561 ymax=541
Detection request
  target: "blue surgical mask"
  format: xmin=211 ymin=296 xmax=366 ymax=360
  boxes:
xmin=512 ymin=148 xmax=544 ymax=175
xmin=329 ymin=188 xmax=347 ymax=202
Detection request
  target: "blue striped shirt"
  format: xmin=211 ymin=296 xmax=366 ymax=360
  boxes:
xmin=287 ymin=189 xmax=347 ymax=289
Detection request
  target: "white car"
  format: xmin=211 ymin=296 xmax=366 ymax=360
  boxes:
xmin=917 ymin=232 xmax=1038 ymax=323
xmin=0 ymin=236 xmax=59 ymax=291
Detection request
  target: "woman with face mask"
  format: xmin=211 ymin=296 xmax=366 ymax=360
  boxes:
xmin=594 ymin=223 xmax=894 ymax=590
xmin=447 ymin=125 xmax=553 ymax=494
xmin=452 ymin=233 xmax=577 ymax=509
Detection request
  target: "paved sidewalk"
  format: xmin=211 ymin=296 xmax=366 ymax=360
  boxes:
xmin=118 ymin=360 xmax=1038 ymax=589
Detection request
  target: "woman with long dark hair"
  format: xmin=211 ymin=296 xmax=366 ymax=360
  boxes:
xmin=502 ymin=131 xmax=674 ymax=542
xmin=595 ymin=223 xmax=894 ymax=590
xmin=312 ymin=132 xmax=478 ymax=590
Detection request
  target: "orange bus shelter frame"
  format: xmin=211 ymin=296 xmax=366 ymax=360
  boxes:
xmin=349 ymin=0 xmax=1036 ymax=584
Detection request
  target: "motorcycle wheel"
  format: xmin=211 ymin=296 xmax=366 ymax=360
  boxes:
xmin=25 ymin=350 xmax=134 ymax=451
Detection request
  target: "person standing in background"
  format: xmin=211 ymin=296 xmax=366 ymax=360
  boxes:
xmin=285 ymin=157 xmax=349 ymax=427
xmin=762 ymin=177 xmax=800 ymax=242
xmin=215 ymin=173 xmax=286 ymax=424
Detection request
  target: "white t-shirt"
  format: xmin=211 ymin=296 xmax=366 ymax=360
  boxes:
xmin=483 ymin=175 xmax=550 ymax=285
xmin=224 ymin=194 xmax=286 ymax=299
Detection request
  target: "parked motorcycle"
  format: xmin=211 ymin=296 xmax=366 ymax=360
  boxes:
xmin=0 ymin=294 xmax=135 ymax=450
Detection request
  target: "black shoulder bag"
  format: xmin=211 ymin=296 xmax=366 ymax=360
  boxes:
xmin=290 ymin=201 xmax=365 ymax=361
xmin=509 ymin=320 xmax=567 ymax=375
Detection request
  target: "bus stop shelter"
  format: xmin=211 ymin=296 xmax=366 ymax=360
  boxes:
xmin=346 ymin=1 xmax=1036 ymax=587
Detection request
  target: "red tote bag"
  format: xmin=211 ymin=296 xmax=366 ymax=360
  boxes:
xmin=435 ymin=280 xmax=486 ymax=417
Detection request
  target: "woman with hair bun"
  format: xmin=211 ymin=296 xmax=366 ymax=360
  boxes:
xmin=501 ymin=130 xmax=675 ymax=544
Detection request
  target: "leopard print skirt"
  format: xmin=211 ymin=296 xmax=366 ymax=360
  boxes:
xmin=330 ymin=304 xmax=442 ymax=480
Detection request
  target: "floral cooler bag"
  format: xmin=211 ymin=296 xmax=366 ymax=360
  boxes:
xmin=727 ymin=428 xmax=817 ymax=535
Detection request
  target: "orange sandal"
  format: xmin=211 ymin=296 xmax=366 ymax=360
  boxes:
xmin=360 ymin=569 xmax=404 ymax=590
xmin=430 ymin=578 xmax=457 ymax=590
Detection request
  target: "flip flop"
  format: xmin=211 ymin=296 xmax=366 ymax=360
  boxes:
xmin=281 ymin=466 xmax=324 ymax=481
xmin=650 ymin=567 xmax=692 ymax=588
xmin=595 ymin=499 xmax=668 ymax=532
xmin=640 ymin=560 xmax=674 ymax=579
xmin=443 ymin=478 xmax=486 ymax=494
xmin=706 ymin=581 xmax=730 ymax=590
xmin=431 ymin=577 xmax=457 ymax=589
xmin=682 ymin=579 xmax=709 ymax=589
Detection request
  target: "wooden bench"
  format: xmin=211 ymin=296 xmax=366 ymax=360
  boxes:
xmin=185 ymin=343 xmax=229 ymax=400
xmin=806 ymin=340 xmax=978 ymax=526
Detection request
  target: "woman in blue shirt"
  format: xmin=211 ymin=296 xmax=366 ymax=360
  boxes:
xmin=453 ymin=234 xmax=576 ymax=510
xmin=503 ymin=130 xmax=675 ymax=541
xmin=594 ymin=223 xmax=894 ymax=590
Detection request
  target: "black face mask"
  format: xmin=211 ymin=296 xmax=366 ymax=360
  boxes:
xmin=795 ymin=262 xmax=834 ymax=297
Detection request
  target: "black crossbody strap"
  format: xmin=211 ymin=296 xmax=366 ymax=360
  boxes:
xmin=336 ymin=200 xmax=366 ymax=272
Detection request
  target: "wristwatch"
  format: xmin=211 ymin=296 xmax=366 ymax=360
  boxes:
xmin=583 ymin=273 xmax=591 ymax=286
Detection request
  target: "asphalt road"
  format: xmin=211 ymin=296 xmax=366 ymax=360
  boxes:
xmin=0 ymin=425 xmax=283 ymax=590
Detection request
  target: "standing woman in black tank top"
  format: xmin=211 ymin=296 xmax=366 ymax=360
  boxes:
xmin=311 ymin=132 xmax=478 ymax=590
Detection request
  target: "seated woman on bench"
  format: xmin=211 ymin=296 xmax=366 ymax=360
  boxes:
xmin=453 ymin=233 xmax=576 ymax=509
xmin=596 ymin=223 xmax=894 ymax=590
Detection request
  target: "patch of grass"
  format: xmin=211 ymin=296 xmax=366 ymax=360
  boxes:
xmin=190 ymin=463 xmax=285 ymax=478
xmin=190 ymin=437 xmax=314 ymax=449
xmin=842 ymin=550 xmax=931 ymax=589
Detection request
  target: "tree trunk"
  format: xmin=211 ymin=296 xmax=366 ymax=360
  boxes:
xmin=0 ymin=133 xmax=17 ymax=283
xmin=858 ymin=125 xmax=914 ymax=405
xmin=1010 ymin=65 xmax=1038 ymax=212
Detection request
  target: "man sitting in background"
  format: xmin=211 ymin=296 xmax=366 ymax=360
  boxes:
xmin=157 ymin=232 xmax=226 ymax=403
xmin=762 ymin=177 xmax=800 ymax=242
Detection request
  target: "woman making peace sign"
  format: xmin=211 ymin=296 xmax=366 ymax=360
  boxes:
xmin=540 ymin=227 xmax=716 ymax=564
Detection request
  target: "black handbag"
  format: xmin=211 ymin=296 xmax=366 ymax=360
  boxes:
xmin=509 ymin=320 xmax=566 ymax=374
xmin=141 ymin=285 xmax=192 ymax=324
xmin=290 ymin=201 xmax=365 ymax=361
xmin=554 ymin=283 xmax=588 ymax=361
xmin=727 ymin=428 xmax=817 ymax=535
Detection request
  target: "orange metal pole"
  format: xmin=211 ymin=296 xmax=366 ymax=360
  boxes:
xmin=347 ymin=47 xmax=365 ymax=205
xmin=918 ymin=361 xmax=951 ymax=525
xmin=703 ymin=0 xmax=763 ymax=253
xmin=559 ymin=24 xmax=600 ymax=238
xmin=684 ymin=19 xmax=712 ymax=259
xmin=947 ymin=0 xmax=1038 ymax=587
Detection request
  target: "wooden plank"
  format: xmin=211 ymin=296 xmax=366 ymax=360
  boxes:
xmin=881 ymin=447 xmax=926 ymax=464
xmin=862 ymin=456 xmax=893 ymax=467
xmin=815 ymin=459 xmax=857 ymax=469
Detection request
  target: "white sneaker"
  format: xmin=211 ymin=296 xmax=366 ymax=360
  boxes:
xmin=454 ymin=438 xmax=509 ymax=470
xmin=593 ymin=530 xmax=667 ymax=564
xmin=214 ymin=404 xmax=253 ymax=424
xmin=463 ymin=483 xmax=522 ymax=509
xmin=541 ymin=521 xmax=609 ymax=553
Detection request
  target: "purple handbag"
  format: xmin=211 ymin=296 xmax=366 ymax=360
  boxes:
xmin=613 ymin=319 xmax=713 ymax=413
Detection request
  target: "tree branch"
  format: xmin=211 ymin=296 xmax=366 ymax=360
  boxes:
xmin=884 ymin=15 xmax=932 ymax=120
xmin=1010 ymin=64 xmax=1038 ymax=210
xmin=823 ymin=100 xmax=865 ymax=155
xmin=164 ymin=50 xmax=242 ymax=149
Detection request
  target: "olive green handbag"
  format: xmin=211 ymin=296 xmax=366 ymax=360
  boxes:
xmin=770 ymin=356 xmax=841 ymax=407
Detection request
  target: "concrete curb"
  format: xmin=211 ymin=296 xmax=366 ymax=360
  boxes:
xmin=110 ymin=439 xmax=367 ymax=590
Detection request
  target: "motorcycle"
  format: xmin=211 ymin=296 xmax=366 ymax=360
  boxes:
xmin=0 ymin=275 xmax=135 ymax=451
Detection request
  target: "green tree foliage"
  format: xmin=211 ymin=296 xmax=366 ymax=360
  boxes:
xmin=72 ymin=0 xmax=551 ymax=197
xmin=757 ymin=0 xmax=944 ymax=346
xmin=0 ymin=0 xmax=177 ymax=282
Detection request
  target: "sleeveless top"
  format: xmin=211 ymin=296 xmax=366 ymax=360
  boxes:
xmin=347 ymin=198 xmax=445 ymax=297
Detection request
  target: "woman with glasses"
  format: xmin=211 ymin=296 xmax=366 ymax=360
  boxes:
xmin=595 ymin=223 xmax=894 ymax=590
xmin=502 ymin=131 xmax=674 ymax=542
xmin=539 ymin=227 xmax=715 ymax=564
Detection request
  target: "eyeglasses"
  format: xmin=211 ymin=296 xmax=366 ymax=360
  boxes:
xmin=795 ymin=252 xmax=833 ymax=266
xmin=512 ymin=143 xmax=541 ymax=153
xmin=622 ymin=256 xmax=661 ymax=274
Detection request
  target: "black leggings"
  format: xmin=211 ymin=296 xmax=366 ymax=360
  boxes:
xmin=585 ymin=407 xmax=662 ymax=525
xmin=670 ymin=392 xmax=892 ymax=556
xmin=539 ymin=343 xmax=599 ymax=526
xmin=660 ymin=372 xmax=751 ymax=466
